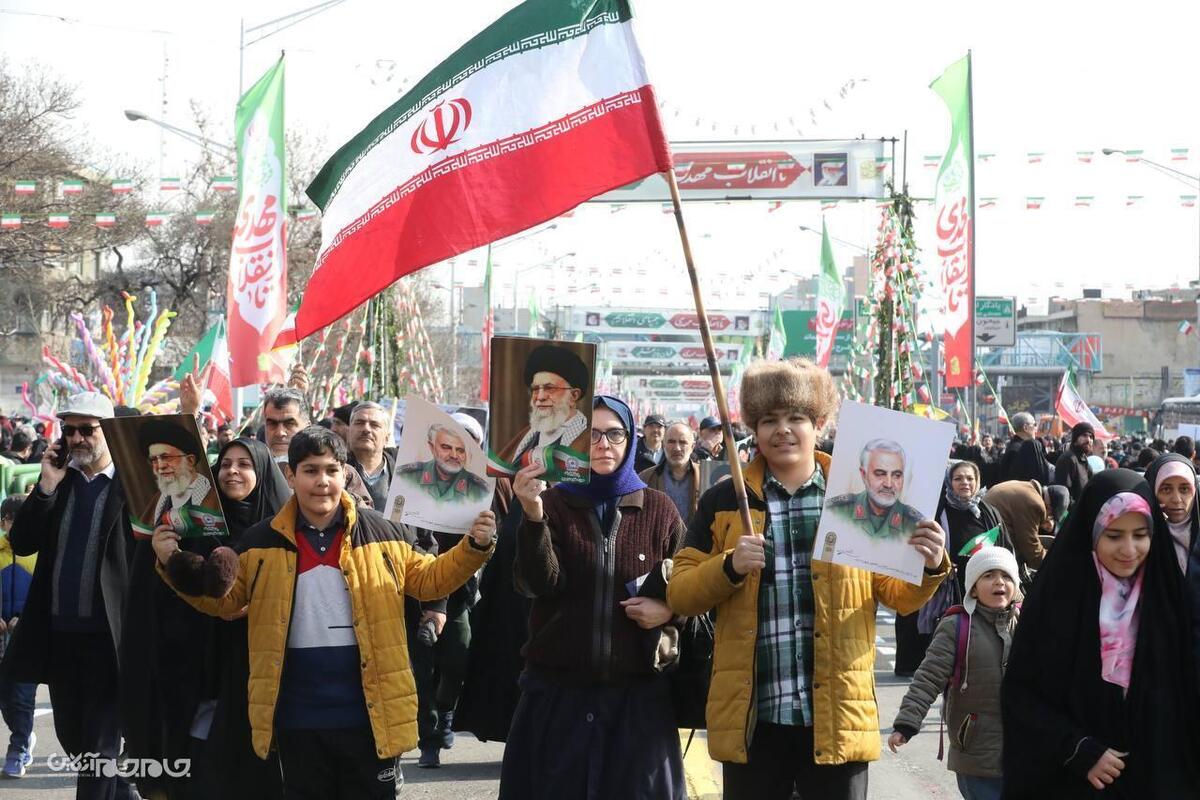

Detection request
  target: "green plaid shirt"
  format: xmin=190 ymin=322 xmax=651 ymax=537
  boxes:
xmin=755 ymin=467 xmax=825 ymax=727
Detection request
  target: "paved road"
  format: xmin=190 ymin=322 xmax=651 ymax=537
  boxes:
xmin=9 ymin=606 xmax=959 ymax=799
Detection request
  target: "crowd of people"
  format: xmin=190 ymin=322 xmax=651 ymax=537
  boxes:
xmin=0 ymin=357 xmax=1196 ymax=799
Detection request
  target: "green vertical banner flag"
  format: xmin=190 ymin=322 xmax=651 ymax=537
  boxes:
xmin=228 ymin=55 xmax=288 ymax=387
xmin=813 ymin=219 xmax=845 ymax=367
xmin=930 ymin=53 xmax=975 ymax=390
xmin=767 ymin=306 xmax=787 ymax=360
xmin=480 ymin=245 xmax=493 ymax=402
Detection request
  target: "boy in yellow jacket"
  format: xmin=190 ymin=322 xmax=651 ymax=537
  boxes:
xmin=153 ymin=426 xmax=494 ymax=799
xmin=666 ymin=359 xmax=951 ymax=800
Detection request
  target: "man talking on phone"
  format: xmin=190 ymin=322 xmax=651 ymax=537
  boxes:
xmin=0 ymin=392 xmax=139 ymax=800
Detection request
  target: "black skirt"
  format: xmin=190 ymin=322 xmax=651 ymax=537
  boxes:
xmin=499 ymin=669 xmax=685 ymax=800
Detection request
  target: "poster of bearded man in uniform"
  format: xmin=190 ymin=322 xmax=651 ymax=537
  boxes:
xmin=813 ymin=401 xmax=955 ymax=584
xmin=487 ymin=337 xmax=596 ymax=485
xmin=384 ymin=396 xmax=496 ymax=535
xmin=101 ymin=413 xmax=228 ymax=540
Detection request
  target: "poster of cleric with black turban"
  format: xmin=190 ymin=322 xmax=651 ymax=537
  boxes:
xmin=101 ymin=413 xmax=228 ymax=540
xmin=487 ymin=337 xmax=596 ymax=484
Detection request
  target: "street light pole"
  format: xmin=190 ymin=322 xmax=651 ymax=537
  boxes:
xmin=1103 ymin=147 xmax=1200 ymax=286
xmin=123 ymin=110 xmax=236 ymax=160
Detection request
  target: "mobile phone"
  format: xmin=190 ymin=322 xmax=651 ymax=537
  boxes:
xmin=51 ymin=436 xmax=70 ymax=469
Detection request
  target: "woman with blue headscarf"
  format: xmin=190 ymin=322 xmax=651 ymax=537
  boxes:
xmin=499 ymin=395 xmax=687 ymax=800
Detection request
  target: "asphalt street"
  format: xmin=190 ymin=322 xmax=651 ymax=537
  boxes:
xmin=6 ymin=606 xmax=959 ymax=799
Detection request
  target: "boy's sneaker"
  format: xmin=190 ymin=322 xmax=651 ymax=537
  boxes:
xmin=2 ymin=753 xmax=25 ymax=778
xmin=3 ymin=732 xmax=36 ymax=777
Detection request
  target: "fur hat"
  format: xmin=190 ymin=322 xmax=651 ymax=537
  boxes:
xmin=964 ymin=546 xmax=1021 ymax=614
xmin=739 ymin=358 xmax=838 ymax=431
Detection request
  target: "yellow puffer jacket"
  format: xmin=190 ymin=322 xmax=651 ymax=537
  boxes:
xmin=158 ymin=491 xmax=492 ymax=759
xmin=667 ymin=453 xmax=950 ymax=765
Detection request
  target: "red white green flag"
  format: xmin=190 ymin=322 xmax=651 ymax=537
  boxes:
xmin=923 ymin=154 xmax=940 ymax=168
xmin=1026 ymin=152 xmax=1043 ymax=164
xmin=1179 ymin=320 xmax=1194 ymax=336
xmin=160 ymin=177 xmax=182 ymax=192
xmin=297 ymin=0 xmax=671 ymax=340
xmin=94 ymin=213 xmax=116 ymax=228
xmin=1 ymin=214 xmax=21 ymax=229
xmin=211 ymin=175 xmax=236 ymax=191
xmin=1172 ymin=147 xmax=1190 ymax=161
xmin=294 ymin=207 xmax=317 ymax=222
xmin=60 ymin=179 xmax=83 ymax=194
xmin=1076 ymin=151 xmax=1094 ymax=163
xmin=227 ymin=55 xmax=289 ymax=386
xmin=958 ymin=525 xmax=1000 ymax=557
xmin=111 ymin=178 xmax=133 ymax=194
xmin=1126 ymin=195 xmax=1143 ymax=207
xmin=1055 ymin=373 xmax=1115 ymax=441
xmin=1125 ymin=150 xmax=1144 ymax=162
xmin=1182 ymin=195 xmax=1197 ymax=208
xmin=1027 ymin=196 xmax=1044 ymax=210
xmin=1074 ymin=196 xmax=1093 ymax=207
xmin=47 ymin=213 xmax=69 ymax=229
xmin=930 ymin=53 xmax=975 ymax=389
xmin=979 ymin=197 xmax=997 ymax=208
xmin=174 ymin=320 xmax=234 ymax=422
xmin=195 ymin=211 xmax=216 ymax=225
xmin=13 ymin=180 xmax=36 ymax=194
xmin=145 ymin=212 xmax=169 ymax=226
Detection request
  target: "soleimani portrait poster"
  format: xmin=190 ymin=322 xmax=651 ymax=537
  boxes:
xmin=812 ymin=401 xmax=954 ymax=584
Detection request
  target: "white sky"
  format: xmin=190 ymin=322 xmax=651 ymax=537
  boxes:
xmin=2 ymin=0 xmax=1199 ymax=323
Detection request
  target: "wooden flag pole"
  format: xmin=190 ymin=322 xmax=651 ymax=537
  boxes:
xmin=664 ymin=169 xmax=757 ymax=540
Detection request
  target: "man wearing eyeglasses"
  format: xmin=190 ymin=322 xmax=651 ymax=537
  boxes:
xmin=493 ymin=344 xmax=591 ymax=480
xmin=136 ymin=418 xmax=223 ymax=539
xmin=0 ymin=391 xmax=140 ymax=800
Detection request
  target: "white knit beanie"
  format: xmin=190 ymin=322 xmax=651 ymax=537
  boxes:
xmin=963 ymin=546 xmax=1020 ymax=614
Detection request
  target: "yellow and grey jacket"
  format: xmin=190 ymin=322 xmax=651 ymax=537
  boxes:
xmin=158 ymin=491 xmax=492 ymax=759
xmin=666 ymin=453 xmax=950 ymax=765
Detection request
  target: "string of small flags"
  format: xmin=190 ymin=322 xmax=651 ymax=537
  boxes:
xmin=0 ymin=206 xmax=318 ymax=230
xmin=7 ymin=175 xmax=241 ymax=196
xmin=923 ymin=147 xmax=1192 ymax=166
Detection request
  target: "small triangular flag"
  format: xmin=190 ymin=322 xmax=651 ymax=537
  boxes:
xmin=958 ymin=525 xmax=1001 ymax=557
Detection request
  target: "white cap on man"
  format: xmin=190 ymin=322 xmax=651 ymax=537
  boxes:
xmin=56 ymin=391 xmax=115 ymax=420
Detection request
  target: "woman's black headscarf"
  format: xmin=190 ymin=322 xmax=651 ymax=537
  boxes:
xmin=1145 ymin=452 xmax=1200 ymax=683
xmin=215 ymin=437 xmax=291 ymax=541
xmin=1002 ymin=469 xmax=1199 ymax=798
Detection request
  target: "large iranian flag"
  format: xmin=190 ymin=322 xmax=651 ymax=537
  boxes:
xmin=298 ymin=0 xmax=671 ymax=340
xmin=175 ymin=320 xmax=234 ymax=422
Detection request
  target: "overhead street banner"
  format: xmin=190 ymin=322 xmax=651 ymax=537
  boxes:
xmin=603 ymin=341 xmax=747 ymax=365
xmin=625 ymin=375 xmax=715 ymax=391
xmin=567 ymin=307 xmax=764 ymax=337
xmin=592 ymin=139 xmax=892 ymax=203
